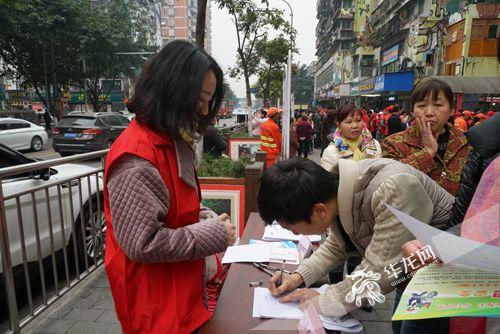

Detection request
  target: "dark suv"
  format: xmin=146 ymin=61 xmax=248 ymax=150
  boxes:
xmin=52 ymin=112 xmax=130 ymax=156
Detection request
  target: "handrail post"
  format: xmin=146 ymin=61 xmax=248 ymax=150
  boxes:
xmin=0 ymin=177 xmax=20 ymax=332
xmin=244 ymin=161 xmax=264 ymax=224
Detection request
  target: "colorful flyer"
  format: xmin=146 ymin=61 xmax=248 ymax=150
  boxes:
xmin=392 ymin=264 xmax=500 ymax=320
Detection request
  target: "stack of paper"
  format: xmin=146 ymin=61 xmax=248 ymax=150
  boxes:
xmin=263 ymin=223 xmax=321 ymax=242
xmin=252 ymin=286 xmax=363 ymax=332
xmin=250 ymin=239 xmax=299 ymax=264
xmin=221 ymin=244 xmax=271 ymax=264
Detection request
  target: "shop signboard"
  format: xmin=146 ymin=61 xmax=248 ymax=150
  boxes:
xmin=327 ymin=90 xmax=334 ymax=98
xmin=70 ymin=92 xmax=125 ymax=104
xmin=350 ymin=83 xmax=359 ymax=96
xmin=381 ymin=45 xmax=399 ymax=67
xmin=375 ymin=75 xmax=385 ymax=92
xmin=358 ymin=77 xmax=376 ymax=95
xmin=339 ymin=84 xmax=351 ymax=97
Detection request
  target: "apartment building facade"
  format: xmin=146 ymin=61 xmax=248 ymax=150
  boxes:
xmin=160 ymin=0 xmax=212 ymax=54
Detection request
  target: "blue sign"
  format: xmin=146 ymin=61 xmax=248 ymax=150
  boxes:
xmin=381 ymin=45 xmax=399 ymax=67
xmin=378 ymin=71 xmax=414 ymax=92
xmin=375 ymin=75 xmax=385 ymax=92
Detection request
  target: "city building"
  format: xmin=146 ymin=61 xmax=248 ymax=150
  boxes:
xmin=160 ymin=0 xmax=213 ymax=54
xmin=444 ymin=1 xmax=500 ymax=77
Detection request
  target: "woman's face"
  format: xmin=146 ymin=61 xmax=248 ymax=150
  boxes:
xmin=413 ymin=90 xmax=452 ymax=135
xmin=338 ymin=112 xmax=364 ymax=140
xmin=198 ymin=70 xmax=217 ymax=116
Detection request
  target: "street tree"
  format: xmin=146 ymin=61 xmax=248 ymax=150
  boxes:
xmin=0 ymin=0 xmax=86 ymax=118
xmin=77 ymin=0 xmax=150 ymax=112
xmin=291 ymin=64 xmax=314 ymax=105
xmin=223 ymin=82 xmax=238 ymax=104
xmin=216 ymin=0 xmax=294 ymax=113
xmin=195 ymin=0 xmax=208 ymax=49
xmin=253 ymin=36 xmax=293 ymax=106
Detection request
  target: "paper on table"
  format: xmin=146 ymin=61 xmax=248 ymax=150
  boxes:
xmin=263 ymin=223 xmax=321 ymax=243
xmin=253 ymin=286 xmax=363 ymax=332
xmin=386 ymin=204 xmax=500 ymax=274
xmin=221 ymin=244 xmax=271 ymax=264
xmin=250 ymin=239 xmax=300 ymax=264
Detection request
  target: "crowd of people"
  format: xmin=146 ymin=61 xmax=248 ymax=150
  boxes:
xmin=101 ymin=40 xmax=498 ymax=334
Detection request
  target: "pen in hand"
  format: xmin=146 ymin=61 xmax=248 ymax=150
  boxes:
xmin=277 ymin=260 xmax=285 ymax=287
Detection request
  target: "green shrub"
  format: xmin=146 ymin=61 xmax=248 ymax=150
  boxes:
xmin=198 ymin=155 xmax=249 ymax=178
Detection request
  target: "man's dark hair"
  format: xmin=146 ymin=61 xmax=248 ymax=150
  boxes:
xmin=257 ymin=158 xmax=339 ymax=225
xmin=411 ymin=78 xmax=454 ymax=112
xmin=127 ymin=40 xmax=224 ymax=138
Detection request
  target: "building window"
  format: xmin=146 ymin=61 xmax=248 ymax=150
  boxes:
xmin=471 ymin=22 xmax=484 ymax=39
xmin=168 ymin=8 xmax=175 ymax=16
xmin=341 ymin=0 xmax=352 ymax=9
xmin=488 ymin=24 xmax=498 ymax=39
xmin=169 ymin=29 xmax=175 ymax=37
xmin=167 ymin=0 xmax=174 ymax=4
xmin=425 ymin=54 xmax=434 ymax=66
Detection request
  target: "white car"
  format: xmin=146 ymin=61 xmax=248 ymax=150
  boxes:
xmin=0 ymin=118 xmax=48 ymax=152
xmin=0 ymin=143 xmax=104 ymax=276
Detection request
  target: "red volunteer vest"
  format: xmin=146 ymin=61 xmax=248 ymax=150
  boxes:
xmin=103 ymin=119 xmax=210 ymax=333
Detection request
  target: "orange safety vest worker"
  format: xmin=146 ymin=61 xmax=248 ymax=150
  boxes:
xmin=260 ymin=109 xmax=281 ymax=167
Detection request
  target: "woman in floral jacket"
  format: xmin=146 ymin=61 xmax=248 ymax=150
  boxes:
xmin=382 ymin=78 xmax=470 ymax=196
xmin=321 ymin=105 xmax=382 ymax=171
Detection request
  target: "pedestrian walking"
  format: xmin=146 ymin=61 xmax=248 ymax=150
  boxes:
xmin=103 ymin=40 xmax=236 ymax=334
xmin=387 ymin=105 xmax=406 ymax=135
xmin=382 ymin=78 xmax=471 ymax=196
xmin=296 ymin=114 xmax=314 ymax=159
xmin=43 ymin=109 xmax=52 ymax=131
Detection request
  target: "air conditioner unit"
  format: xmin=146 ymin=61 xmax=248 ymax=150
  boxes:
xmin=425 ymin=68 xmax=434 ymax=76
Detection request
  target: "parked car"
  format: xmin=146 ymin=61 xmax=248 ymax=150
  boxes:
xmin=52 ymin=112 xmax=130 ymax=156
xmin=0 ymin=109 xmax=40 ymax=125
xmin=0 ymin=118 xmax=48 ymax=152
xmin=0 ymin=142 xmax=104 ymax=278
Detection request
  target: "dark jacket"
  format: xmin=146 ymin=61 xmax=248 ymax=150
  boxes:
xmin=387 ymin=114 xmax=406 ymax=135
xmin=448 ymin=113 xmax=500 ymax=227
xmin=203 ymin=125 xmax=227 ymax=158
xmin=296 ymin=120 xmax=314 ymax=141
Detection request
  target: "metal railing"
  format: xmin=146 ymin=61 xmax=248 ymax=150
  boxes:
xmin=0 ymin=150 xmax=108 ymax=333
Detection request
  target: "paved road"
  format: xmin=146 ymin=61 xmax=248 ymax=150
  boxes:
xmin=24 ymin=116 xmax=238 ymax=163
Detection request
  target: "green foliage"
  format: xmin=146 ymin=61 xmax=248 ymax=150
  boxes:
xmin=229 ymin=129 xmax=250 ymax=138
xmin=223 ymin=81 xmax=239 ymax=103
xmin=0 ymin=0 xmax=151 ymax=116
xmin=253 ymin=36 xmax=294 ymax=105
xmin=198 ymin=155 xmax=249 ymax=178
xmin=216 ymin=0 xmax=295 ymax=108
xmin=291 ymin=64 xmax=314 ymax=104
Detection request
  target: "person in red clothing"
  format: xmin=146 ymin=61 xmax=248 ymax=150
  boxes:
xmin=103 ymin=41 xmax=236 ymax=333
xmin=296 ymin=113 xmax=314 ymax=158
xmin=260 ymin=107 xmax=282 ymax=167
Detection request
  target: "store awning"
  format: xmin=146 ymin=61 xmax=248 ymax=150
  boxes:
xmin=430 ymin=76 xmax=500 ymax=94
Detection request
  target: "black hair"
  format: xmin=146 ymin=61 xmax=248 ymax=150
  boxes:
xmin=127 ymin=40 xmax=224 ymax=137
xmin=336 ymin=104 xmax=363 ymax=124
xmin=257 ymin=157 xmax=340 ymax=225
xmin=411 ymin=78 xmax=454 ymax=112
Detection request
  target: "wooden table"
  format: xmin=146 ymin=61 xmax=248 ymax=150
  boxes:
xmin=199 ymin=213 xmax=337 ymax=333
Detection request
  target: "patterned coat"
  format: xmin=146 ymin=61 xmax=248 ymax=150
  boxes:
xmin=382 ymin=124 xmax=470 ymax=196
